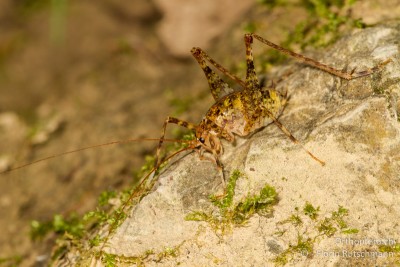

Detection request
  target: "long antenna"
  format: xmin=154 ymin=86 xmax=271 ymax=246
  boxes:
xmin=1 ymin=138 xmax=190 ymax=174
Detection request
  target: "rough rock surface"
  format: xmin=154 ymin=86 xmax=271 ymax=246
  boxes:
xmin=100 ymin=24 xmax=399 ymax=266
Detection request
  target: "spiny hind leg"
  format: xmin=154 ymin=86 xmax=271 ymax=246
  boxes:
xmin=191 ymin=47 xmax=246 ymax=90
xmin=155 ymin=116 xmax=196 ymax=168
xmin=191 ymin=48 xmax=238 ymax=101
xmin=243 ymin=34 xmax=260 ymax=91
xmin=250 ymin=33 xmax=391 ymax=80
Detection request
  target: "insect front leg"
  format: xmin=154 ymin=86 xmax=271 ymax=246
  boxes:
xmin=250 ymin=33 xmax=391 ymax=80
xmin=195 ymin=147 xmax=226 ymax=187
xmin=155 ymin=116 xmax=197 ymax=168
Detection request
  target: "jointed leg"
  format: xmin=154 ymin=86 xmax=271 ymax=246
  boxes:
xmin=191 ymin=48 xmax=236 ymax=101
xmin=196 ymin=149 xmax=226 ymax=187
xmin=251 ymin=34 xmax=391 ymax=80
xmin=244 ymin=34 xmax=260 ymax=91
xmin=265 ymin=110 xmax=325 ymax=166
xmin=155 ymin=116 xmax=196 ymax=168
xmin=191 ymin=47 xmax=246 ymax=89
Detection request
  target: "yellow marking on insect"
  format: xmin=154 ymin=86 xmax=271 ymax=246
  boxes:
xmin=232 ymin=96 xmax=244 ymax=110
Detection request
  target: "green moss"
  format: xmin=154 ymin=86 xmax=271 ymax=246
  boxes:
xmin=274 ymin=235 xmax=313 ymax=266
xmin=95 ymin=245 xmax=180 ymax=267
xmin=106 ymin=207 xmax=128 ymax=231
xmin=31 ymin=152 xmax=162 ymax=264
xmin=378 ymin=244 xmax=400 ymax=264
xmin=319 ymin=205 xmax=359 ymax=234
xmin=102 ymin=253 xmax=117 ymax=267
xmin=184 ymin=211 xmax=210 ymax=222
xmin=303 ymin=201 xmax=320 ymax=220
xmin=156 ymin=246 xmax=179 ymax=261
xmin=88 ymin=234 xmax=103 ymax=247
xmin=30 ymin=214 xmax=84 ymax=241
xmin=341 ymin=228 xmax=359 ymax=234
xmin=317 ymin=217 xmax=337 ymax=236
xmin=280 ymin=214 xmax=303 ymax=227
xmin=186 ymin=170 xmax=278 ymax=233
xmin=209 ymin=169 xmax=241 ymax=209
xmin=379 ymin=243 xmax=400 ymax=253
xmin=331 ymin=206 xmax=348 ymax=228
xmin=233 ymin=184 xmax=277 ymax=223
xmin=98 ymin=190 xmax=117 ymax=207
xmin=274 ymin=204 xmax=359 ymax=265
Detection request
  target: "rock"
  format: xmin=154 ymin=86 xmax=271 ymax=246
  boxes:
xmin=66 ymin=23 xmax=400 ymax=266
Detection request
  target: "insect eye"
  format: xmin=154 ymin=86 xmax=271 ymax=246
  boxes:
xmin=198 ymin=137 xmax=205 ymax=143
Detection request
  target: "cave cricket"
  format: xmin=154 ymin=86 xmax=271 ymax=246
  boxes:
xmin=2 ymin=34 xmax=390 ymax=189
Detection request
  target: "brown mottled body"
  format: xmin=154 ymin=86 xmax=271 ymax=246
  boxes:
xmin=156 ymin=33 xmax=390 ymax=185
xmin=197 ymin=88 xmax=286 ymax=145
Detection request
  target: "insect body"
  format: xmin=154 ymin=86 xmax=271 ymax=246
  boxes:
xmin=155 ymin=33 xmax=390 ymax=183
